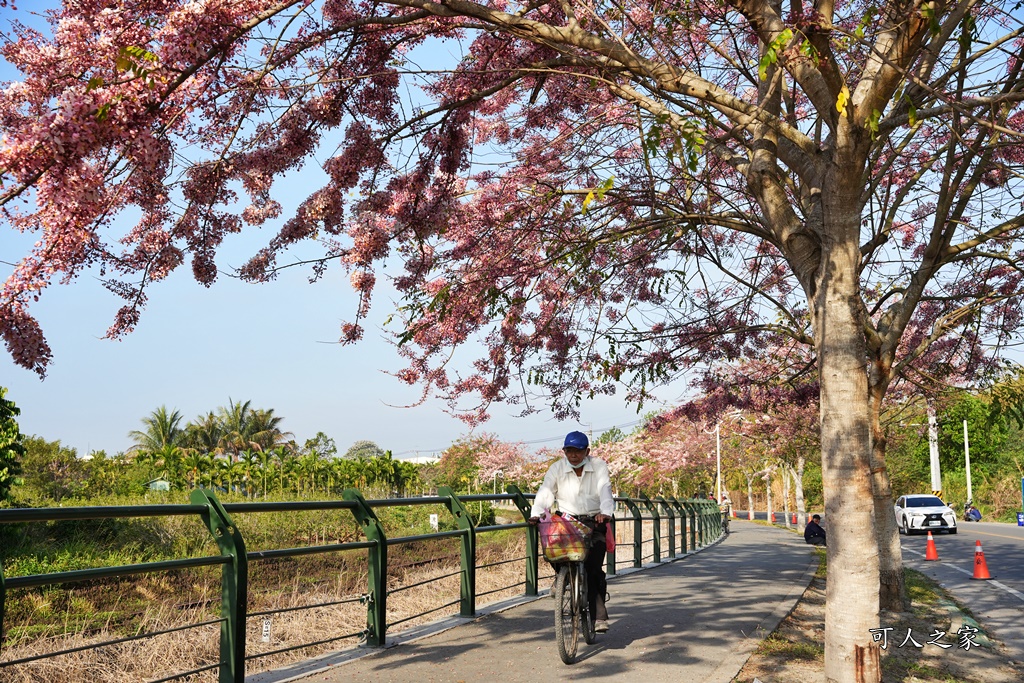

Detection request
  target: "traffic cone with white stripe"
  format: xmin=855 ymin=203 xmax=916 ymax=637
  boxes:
xmin=791 ymin=513 xmax=797 ymax=524
xmin=971 ymin=540 xmax=992 ymax=580
xmin=770 ymin=512 xmax=776 ymax=522
xmin=925 ymin=531 xmax=939 ymax=561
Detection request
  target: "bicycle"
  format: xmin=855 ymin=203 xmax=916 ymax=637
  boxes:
xmin=538 ymin=513 xmax=596 ymax=664
xmin=551 ymin=557 xmax=596 ymax=663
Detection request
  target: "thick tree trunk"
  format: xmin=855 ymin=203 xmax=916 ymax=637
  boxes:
xmin=868 ymin=390 xmax=908 ymax=611
xmin=814 ymin=219 xmax=882 ymax=683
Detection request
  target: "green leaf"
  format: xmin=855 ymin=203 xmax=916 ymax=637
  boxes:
xmin=86 ymin=76 xmax=104 ymax=91
xmin=867 ymin=108 xmax=881 ymax=139
xmin=758 ymin=28 xmax=793 ymax=81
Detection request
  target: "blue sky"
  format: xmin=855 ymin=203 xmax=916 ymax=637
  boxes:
xmin=0 ymin=4 xmax=685 ymax=459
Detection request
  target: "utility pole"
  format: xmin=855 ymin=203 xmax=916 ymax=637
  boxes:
xmin=927 ymin=400 xmax=942 ymax=496
xmin=964 ymin=420 xmax=973 ymax=503
xmin=715 ymin=421 xmax=722 ymax=504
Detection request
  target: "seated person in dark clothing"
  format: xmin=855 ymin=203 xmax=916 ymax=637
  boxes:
xmin=804 ymin=514 xmax=826 ymax=546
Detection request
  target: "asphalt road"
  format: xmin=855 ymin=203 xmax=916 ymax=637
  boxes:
xmin=900 ymin=521 xmax=1024 ymax=664
xmin=743 ymin=510 xmax=1024 ymax=664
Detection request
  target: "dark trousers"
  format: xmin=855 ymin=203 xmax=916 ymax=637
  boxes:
xmin=584 ymin=523 xmax=608 ymax=621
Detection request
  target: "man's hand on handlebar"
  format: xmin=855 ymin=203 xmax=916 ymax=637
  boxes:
xmin=528 ymin=516 xmax=540 ymax=525
xmin=595 ymin=514 xmax=610 ymax=524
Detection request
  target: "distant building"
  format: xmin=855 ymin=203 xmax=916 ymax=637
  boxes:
xmin=147 ymin=478 xmax=171 ymax=492
xmin=401 ymin=454 xmax=440 ymax=465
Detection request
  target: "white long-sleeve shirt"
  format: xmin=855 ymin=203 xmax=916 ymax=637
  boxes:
xmin=530 ymin=456 xmax=615 ymax=518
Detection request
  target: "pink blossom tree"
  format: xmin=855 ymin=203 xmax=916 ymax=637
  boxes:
xmin=4 ymin=2 xmax=1024 ymax=679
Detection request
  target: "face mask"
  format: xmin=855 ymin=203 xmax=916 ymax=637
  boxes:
xmin=569 ymin=455 xmax=589 ymax=469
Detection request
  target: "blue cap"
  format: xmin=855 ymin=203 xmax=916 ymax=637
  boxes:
xmin=563 ymin=431 xmax=589 ymax=449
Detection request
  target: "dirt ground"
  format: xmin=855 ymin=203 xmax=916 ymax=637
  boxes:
xmin=733 ymin=563 xmax=1023 ymax=683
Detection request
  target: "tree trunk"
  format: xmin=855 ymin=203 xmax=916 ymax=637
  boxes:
xmin=789 ymin=457 xmax=807 ymax=525
xmin=765 ymin=470 xmax=773 ymax=523
xmin=745 ymin=473 xmax=755 ymax=520
xmin=869 ymin=387 xmax=909 ymax=611
xmin=813 ymin=211 xmax=882 ymax=683
xmin=783 ymin=466 xmax=792 ymax=528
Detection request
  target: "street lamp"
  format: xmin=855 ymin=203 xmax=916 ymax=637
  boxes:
xmin=707 ymin=409 xmax=744 ymax=505
xmin=493 ymin=470 xmax=504 ymax=495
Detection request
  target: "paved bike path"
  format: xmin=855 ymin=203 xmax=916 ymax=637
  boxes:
xmin=254 ymin=522 xmax=816 ymax=683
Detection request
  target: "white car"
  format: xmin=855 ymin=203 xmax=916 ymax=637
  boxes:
xmin=894 ymin=495 xmax=958 ymax=535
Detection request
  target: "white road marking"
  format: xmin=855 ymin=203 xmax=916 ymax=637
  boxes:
xmin=903 ymin=547 xmax=1024 ymax=602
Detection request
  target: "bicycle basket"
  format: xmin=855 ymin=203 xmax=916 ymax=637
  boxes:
xmin=539 ymin=514 xmax=592 ymax=562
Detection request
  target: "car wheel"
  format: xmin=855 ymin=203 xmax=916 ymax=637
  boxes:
xmin=903 ymin=516 xmax=915 ymax=535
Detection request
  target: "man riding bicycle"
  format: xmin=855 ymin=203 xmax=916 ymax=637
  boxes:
xmin=529 ymin=431 xmax=615 ymax=633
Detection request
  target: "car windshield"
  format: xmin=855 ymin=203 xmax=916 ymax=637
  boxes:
xmin=906 ymin=496 xmax=945 ymax=507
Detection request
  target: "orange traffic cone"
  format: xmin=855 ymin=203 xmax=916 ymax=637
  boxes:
xmin=971 ymin=540 xmax=992 ymax=580
xmin=925 ymin=531 xmax=939 ymax=560
xmin=791 ymin=513 xmax=797 ymax=524
xmin=770 ymin=512 xmax=776 ymax=522
xmin=731 ymin=508 xmax=737 ymax=518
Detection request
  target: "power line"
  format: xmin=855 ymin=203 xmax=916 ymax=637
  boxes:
xmin=392 ymin=418 xmax=646 ymax=457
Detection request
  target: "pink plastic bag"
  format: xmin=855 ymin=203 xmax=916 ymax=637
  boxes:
xmin=538 ymin=512 xmax=589 ymax=562
xmin=605 ymin=525 xmax=615 ymax=553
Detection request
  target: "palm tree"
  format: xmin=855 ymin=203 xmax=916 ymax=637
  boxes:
xmin=256 ymin=449 xmax=277 ymax=499
xmin=183 ymin=412 xmax=224 ymax=456
xmin=217 ymin=400 xmax=292 ymax=460
xmin=247 ymin=409 xmax=293 ymax=452
xmin=182 ymin=451 xmax=213 ymax=489
xmin=218 ymin=398 xmax=257 ymax=461
xmin=129 ymin=406 xmax=185 ymax=453
xmin=155 ymin=444 xmax=185 ymax=489
xmin=239 ymin=450 xmax=260 ymax=498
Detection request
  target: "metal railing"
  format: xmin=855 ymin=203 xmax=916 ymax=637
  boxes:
xmin=0 ymin=486 xmax=725 ymax=682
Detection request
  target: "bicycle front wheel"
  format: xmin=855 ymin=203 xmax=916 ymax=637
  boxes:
xmin=554 ymin=564 xmax=580 ymax=663
xmin=579 ymin=564 xmax=596 ymax=645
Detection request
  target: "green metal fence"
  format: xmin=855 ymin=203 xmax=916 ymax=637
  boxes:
xmin=0 ymin=487 xmax=725 ymax=682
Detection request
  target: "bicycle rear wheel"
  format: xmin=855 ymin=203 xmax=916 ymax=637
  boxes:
xmin=554 ymin=564 xmax=580 ymax=663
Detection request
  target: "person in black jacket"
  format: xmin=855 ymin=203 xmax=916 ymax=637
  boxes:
xmin=804 ymin=514 xmax=826 ymax=546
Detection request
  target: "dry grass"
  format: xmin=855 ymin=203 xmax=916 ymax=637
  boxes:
xmin=734 ymin=565 xmax=1024 ymax=683
xmin=1 ymin=534 xmax=538 ymax=682
xmin=0 ymin=512 xmax=695 ymax=681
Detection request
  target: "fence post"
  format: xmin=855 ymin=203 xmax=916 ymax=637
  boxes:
xmin=191 ymin=489 xmax=247 ymax=683
xmin=439 ymin=487 xmax=477 ymax=617
xmin=343 ymin=489 xmax=388 ymax=646
xmin=698 ymin=500 xmax=709 ymax=546
xmin=506 ymin=484 xmax=539 ymax=595
xmin=658 ymin=498 xmax=676 ymax=559
xmin=669 ymin=497 xmax=686 ymax=552
xmin=639 ymin=495 xmax=661 ymax=563
xmin=621 ymin=498 xmax=644 ymax=568
xmin=0 ymin=565 xmax=6 ymax=648
xmin=685 ymin=500 xmax=698 ymax=549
